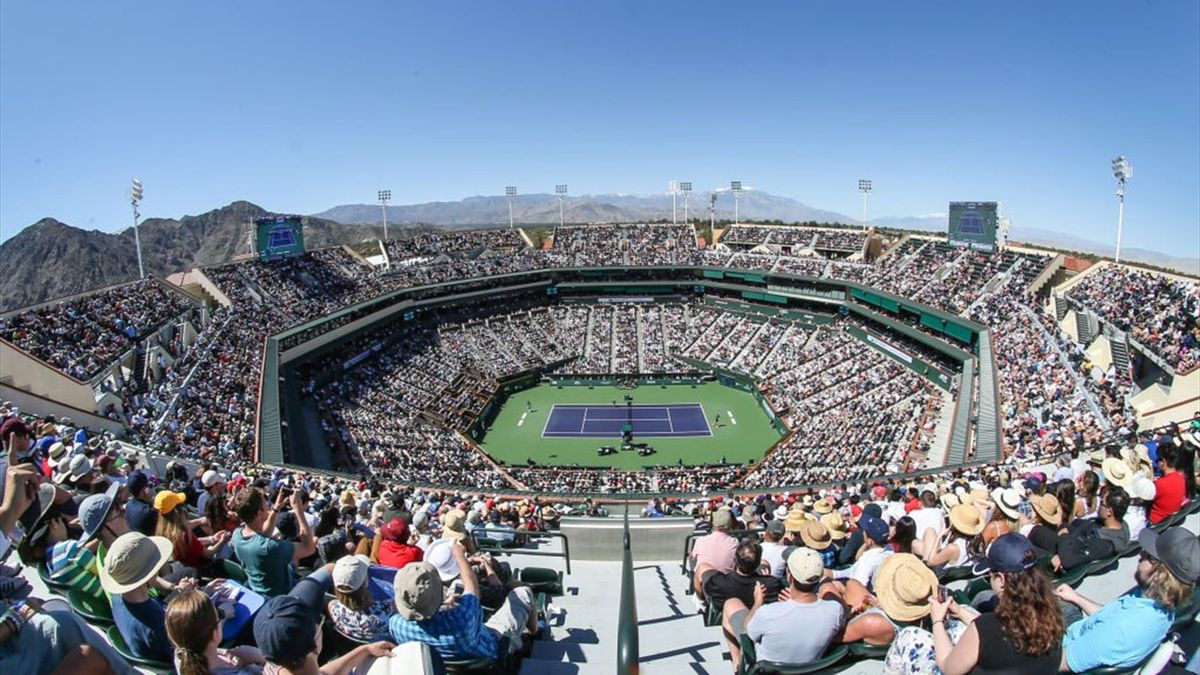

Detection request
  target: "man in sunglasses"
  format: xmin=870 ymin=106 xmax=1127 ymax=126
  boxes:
xmin=1056 ymin=528 xmax=1199 ymax=672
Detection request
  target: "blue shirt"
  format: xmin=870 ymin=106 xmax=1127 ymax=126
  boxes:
xmin=388 ymin=592 xmax=498 ymax=660
xmin=112 ymin=594 xmax=172 ymax=662
xmin=1062 ymin=592 xmax=1172 ymax=672
xmin=125 ymin=498 xmax=159 ymax=537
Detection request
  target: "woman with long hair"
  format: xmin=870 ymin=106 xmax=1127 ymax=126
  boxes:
xmin=884 ymin=533 xmax=1064 ymax=674
xmin=888 ymin=516 xmax=917 ymax=554
xmin=1052 ymin=479 xmax=1076 ymax=532
xmin=165 ymin=588 xmax=264 ymax=675
xmin=155 ymin=491 xmax=229 ymax=575
xmin=1075 ymin=470 xmax=1101 ymax=520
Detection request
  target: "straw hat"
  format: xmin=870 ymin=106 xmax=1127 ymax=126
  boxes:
xmin=1102 ymin=458 xmax=1134 ymax=488
xmin=798 ymin=520 xmax=833 ymax=551
xmin=874 ymin=553 xmax=938 ymax=623
xmin=990 ymin=488 xmax=1022 ymax=521
xmin=1031 ymin=494 xmax=1062 ymax=526
xmin=812 ymin=499 xmax=833 ymax=515
xmin=939 ymin=493 xmax=964 ymax=511
xmin=783 ymin=508 xmax=809 ymax=533
xmin=820 ymin=512 xmax=848 ymax=541
xmin=948 ymin=504 xmax=985 ymax=536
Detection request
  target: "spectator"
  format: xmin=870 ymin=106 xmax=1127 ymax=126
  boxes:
xmin=196 ymin=470 xmax=226 ymax=516
xmin=375 ymin=514 xmax=423 ymax=569
xmin=1125 ymin=476 xmax=1155 ymax=539
xmin=155 ymin=490 xmax=229 ymax=576
xmin=231 ymin=487 xmax=316 ymax=597
xmin=917 ymin=504 xmax=982 ymax=570
xmin=1150 ymin=443 xmax=1185 ymax=524
xmin=698 ymin=540 xmax=784 ymax=610
xmin=839 ymin=514 xmax=892 ymax=591
xmin=326 ymin=554 xmax=392 ymax=642
xmin=100 ymin=531 xmax=187 ymax=663
xmin=690 ymin=508 xmax=739 ymax=603
xmin=885 ymin=533 xmax=1064 ymax=674
xmin=722 ymin=547 xmax=844 ymax=672
xmin=1023 ymin=493 xmax=1064 ymax=552
xmin=166 ymin=587 xmax=265 ymax=675
xmin=388 ymin=541 xmax=537 ymax=661
xmin=253 ymin=595 xmax=393 ymax=675
xmin=1052 ymin=486 xmax=1131 ymax=573
xmin=909 ymin=491 xmax=946 ymax=541
xmin=124 ymin=471 xmax=159 ymax=537
xmin=1057 ymin=528 xmax=1199 ymax=672
xmin=759 ymin=519 xmax=788 ymax=578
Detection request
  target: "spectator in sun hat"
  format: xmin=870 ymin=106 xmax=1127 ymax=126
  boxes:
xmin=885 ymin=534 xmax=1064 ymax=675
xmin=1124 ymin=474 xmax=1155 ymax=539
xmin=389 ymin=539 xmax=536 ymax=662
xmin=798 ymin=519 xmax=837 ymax=568
xmin=102 ymin=531 xmax=189 ymax=663
xmin=55 ymin=453 xmax=93 ymax=489
xmin=1057 ymin=527 xmax=1200 ymax=672
xmin=326 ymin=554 xmax=392 ymax=642
xmin=255 ymin=594 xmax=394 ymax=674
xmin=43 ymin=441 xmax=68 ymax=480
xmin=721 ymin=546 xmax=844 ymax=670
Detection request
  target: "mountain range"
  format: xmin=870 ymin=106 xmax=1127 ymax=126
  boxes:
xmin=1 ymin=192 xmax=1194 ymax=312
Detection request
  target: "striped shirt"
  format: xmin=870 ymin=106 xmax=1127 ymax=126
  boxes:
xmin=47 ymin=539 xmax=104 ymax=600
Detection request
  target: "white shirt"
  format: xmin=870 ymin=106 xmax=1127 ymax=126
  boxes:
xmin=910 ymin=507 xmax=946 ymax=541
xmin=844 ymin=547 xmax=893 ymax=590
xmin=760 ymin=541 xmax=788 ymax=578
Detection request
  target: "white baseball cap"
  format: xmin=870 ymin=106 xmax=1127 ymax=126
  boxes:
xmin=786 ymin=546 xmax=824 ymax=585
xmin=201 ymin=470 xmax=226 ymax=488
xmin=332 ymin=554 xmax=370 ymax=593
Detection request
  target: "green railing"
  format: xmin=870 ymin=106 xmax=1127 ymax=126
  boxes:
xmin=617 ymin=503 xmax=639 ymax=674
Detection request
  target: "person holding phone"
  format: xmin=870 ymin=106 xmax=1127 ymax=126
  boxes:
xmin=231 ymin=486 xmax=317 ymax=597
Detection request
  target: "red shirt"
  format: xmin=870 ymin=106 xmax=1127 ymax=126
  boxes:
xmin=1150 ymin=471 xmax=1186 ymax=524
xmin=377 ymin=540 xmax=424 ymax=569
xmin=904 ymin=498 xmax=921 ymax=513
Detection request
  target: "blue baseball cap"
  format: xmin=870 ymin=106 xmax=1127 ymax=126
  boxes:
xmin=254 ymin=595 xmax=318 ymax=666
xmin=972 ymin=533 xmax=1038 ymax=576
xmin=859 ymin=515 xmax=890 ymax=545
xmin=78 ymin=482 xmax=121 ymax=544
xmin=126 ymin=470 xmax=149 ymax=497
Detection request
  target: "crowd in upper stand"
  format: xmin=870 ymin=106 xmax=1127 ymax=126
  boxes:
xmin=1066 ymin=265 xmax=1200 ymax=373
xmin=1 ymin=224 xmax=1195 ymax=500
xmin=0 ymin=280 xmax=192 ymax=381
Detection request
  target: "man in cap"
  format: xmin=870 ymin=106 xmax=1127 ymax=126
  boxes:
xmin=376 ymin=514 xmax=424 ymax=569
xmin=123 ymin=470 xmax=159 ymax=536
xmin=1056 ymin=528 xmax=1200 ymax=672
xmin=836 ymin=514 xmax=892 ymax=592
xmin=196 ymin=469 xmax=226 ymax=515
xmin=760 ymin=519 xmax=789 ymax=579
xmin=690 ymin=508 xmax=739 ymax=604
xmin=721 ymin=547 xmax=844 ymax=672
xmin=389 ymin=541 xmax=536 ymax=662
xmin=253 ymin=594 xmax=394 ymax=674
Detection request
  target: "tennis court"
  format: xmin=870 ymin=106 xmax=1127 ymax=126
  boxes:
xmin=542 ymin=403 xmax=712 ymax=438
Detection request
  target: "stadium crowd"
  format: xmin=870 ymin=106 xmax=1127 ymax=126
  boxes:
xmin=1066 ymin=265 xmax=1200 ymax=373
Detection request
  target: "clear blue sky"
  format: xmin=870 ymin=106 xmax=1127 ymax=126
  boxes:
xmin=1 ymin=2 xmax=1197 ymax=257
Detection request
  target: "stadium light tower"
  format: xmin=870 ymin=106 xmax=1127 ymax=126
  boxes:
xmin=669 ymin=180 xmax=678 ymax=225
xmin=709 ymin=190 xmax=718 ymax=231
xmin=858 ymin=179 xmax=872 ymax=231
xmin=377 ymin=190 xmax=391 ymax=243
xmin=505 ymin=186 xmax=517 ymax=230
xmin=130 ymin=179 xmax=145 ymax=279
xmin=1112 ymin=156 xmax=1132 ymax=264
xmin=730 ymin=180 xmax=742 ymax=225
xmin=680 ymin=182 xmax=692 ymax=224
xmin=556 ymin=184 xmax=568 ymax=228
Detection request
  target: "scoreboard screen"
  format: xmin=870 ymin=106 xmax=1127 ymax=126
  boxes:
xmin=947 ymin=202 xmax=997 ymax=250
xmin=255 ymin=215 xmax=306 ymax=260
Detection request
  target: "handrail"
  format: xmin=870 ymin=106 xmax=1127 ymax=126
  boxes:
xmin=469 ymin=528 xmax=572 ymax=575
xmin=617 ymin=502 xmax=639 ymax=674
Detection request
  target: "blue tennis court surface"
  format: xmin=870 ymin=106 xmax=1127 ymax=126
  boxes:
xmin=542 ymin=403 xmax=712 ymax=438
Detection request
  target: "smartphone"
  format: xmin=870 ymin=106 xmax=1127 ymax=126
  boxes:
xmin=937 ymin=585 xmax=948 ymax=602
